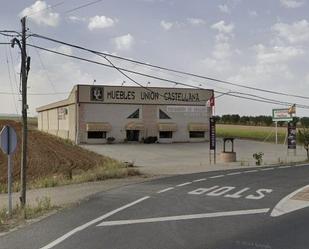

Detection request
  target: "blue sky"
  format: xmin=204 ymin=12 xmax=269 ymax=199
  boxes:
xmin=0 ymin=0 xmax=309 ymax=116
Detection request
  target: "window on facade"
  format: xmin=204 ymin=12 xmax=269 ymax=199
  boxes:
xmin=159 ymin=109 xmax=171 ymax=119
xmin=159 ymin=131 xmax=173 ymax=138
xmin=127 ymin=109 xmax=139 ymax=119
xmin=87 ymin=131 xmax=107 ymax=139
xmin=189 ymin=131 xmax=205 ymax=138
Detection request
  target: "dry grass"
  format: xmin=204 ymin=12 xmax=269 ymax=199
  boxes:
xmin=0 ymin=196 xmax=55 ymax=233
xmin=0 ymin=120 xmax=140 ymax=193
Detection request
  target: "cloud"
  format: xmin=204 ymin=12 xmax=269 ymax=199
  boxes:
xmin=187 ymin=18 xmax=206 ymax=26
xmin=280 ymin=0 xmax=304 ymax=8
xmin=199 ymin=21 xmax=235 ymax=74
xmin=113 ymin=34 xmax=135 ymax=50
xmin=213 ymin=42 xmax=232 ymax=60
xmin=160 ymin=20 xmax=174 ymax=30
xmin=228 ymin=43 xmax=304 ymax=88
xmin=67 ymin=16 xmax=86 ymax=23
xmin=88 ymin=15 xmax=116 ymax=30
xmin=20 ymin=0 xmax=60 ymax=27
xmin=254 ymin=44 xmax=304 ymax=64
xmin=218 ymin=4 xmax=230 ymax=14
xmin=272 ymin=20 xmax=309 ymax=44
xmin=248 ymin=10 xmax=258 ymax=17
xmin=211 ymin=20 xmax=234 ymax=34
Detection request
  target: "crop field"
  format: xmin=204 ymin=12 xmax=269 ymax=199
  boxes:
xmin=0 ymin=120 xmax=138 ymax=192
xmin=217 ymin=124 xmax=288 ymax=144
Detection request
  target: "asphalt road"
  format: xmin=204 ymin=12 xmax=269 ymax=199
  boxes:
xmin=1 ymin=164 xmax=309 ymax=249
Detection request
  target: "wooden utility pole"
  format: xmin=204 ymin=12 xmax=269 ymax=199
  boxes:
xmin=20 ymin=17 xmax=28 ymax=208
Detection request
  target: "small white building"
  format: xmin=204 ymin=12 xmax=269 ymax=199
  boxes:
xmin=36 ymin=84 xmax=213 ymax=144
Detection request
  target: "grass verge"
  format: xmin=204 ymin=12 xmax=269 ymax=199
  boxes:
xmin=0 ymin=196 xmax=56 ymax=233
xmin=0 ymin=161 xmax=140 ymax=193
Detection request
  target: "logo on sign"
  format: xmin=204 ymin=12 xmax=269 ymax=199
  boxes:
xmin=91 ymin=87 xmax=104 ymax=101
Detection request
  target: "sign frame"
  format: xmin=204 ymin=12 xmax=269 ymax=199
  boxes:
xmin=272 ymin=108 xmax=293 ymax=122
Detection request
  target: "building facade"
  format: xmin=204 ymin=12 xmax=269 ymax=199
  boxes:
xmin=37 ymin=85 xmax=213 ymax=144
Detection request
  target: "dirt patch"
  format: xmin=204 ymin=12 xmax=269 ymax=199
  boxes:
xmin=0 ymin=120 xmax=122 ymax=186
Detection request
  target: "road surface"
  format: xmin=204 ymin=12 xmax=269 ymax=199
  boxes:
xmin=1 ymin=164 xmax=309 ymax=249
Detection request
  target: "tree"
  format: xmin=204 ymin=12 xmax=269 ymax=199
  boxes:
xmin=300 ymin=117 xmax=309 ymax=126
xmin=298 ymin=127 xmax=309 ymax=160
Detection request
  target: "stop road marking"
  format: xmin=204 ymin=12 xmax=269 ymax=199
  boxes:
xmin=188 ymin=185 xmax=273 ymax=200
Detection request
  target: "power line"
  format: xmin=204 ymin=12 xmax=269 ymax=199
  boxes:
xmin=95 ymin=53 xmax=304 ymax=109
xmin=29 ymin=35 xmax=57 ymax=93
xmin=63 ymin=0 xmax=103 ymax=14
xmin=30 ymin=33 xmax=309 ymax=100
xmin=0 ymin=91 xmax=68 ymax=96
xmin=3 ymin=45 xmax=19 ymax=114
xmin=22 ymin=1 xmax=65 ymax=17
xmin=27 ymin=43 xmax=309 ymax=109
xmin=8 ymin=46 xmax=21 ymax=94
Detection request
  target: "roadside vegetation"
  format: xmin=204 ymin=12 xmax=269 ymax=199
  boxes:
xmin=214 ymin=114 xmax=309 ymax=127
xmin=0 ymin=196 xmax=55 ymax=233
xmin=0 ymin=120 xmax=140 ymax=194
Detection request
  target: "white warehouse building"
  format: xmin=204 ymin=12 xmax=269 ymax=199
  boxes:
xmin=36 ymin=84 xmax=213 ymax=144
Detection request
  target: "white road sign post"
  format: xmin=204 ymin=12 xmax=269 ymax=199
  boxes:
xmin=272 ymin=109 xmax=293 ymax=144
xmin=0 ymin=125 xmax=18 ymax=216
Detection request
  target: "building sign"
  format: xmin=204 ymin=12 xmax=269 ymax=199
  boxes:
xmin=167 ymin=106 xmax=207 ymax=113
xmin=58 ymin=107 xmax=67 ymax=120
xmin=80 ymin=85 xmax=213 ymax=106
xmin=272 ymin=108 xmax=293 ymax=122
xmin=209 ymin=117 xmax=216 ymax=150
xmin=90 ymin=87 xmax=104 ymax=101
xmin=287 ymin=122 xmax=297 ymax=150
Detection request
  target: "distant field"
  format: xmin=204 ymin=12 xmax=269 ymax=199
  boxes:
xmin=0 ymin=116 xmax=37 ymax=127
xmin=217 ymin=124 xmax=287 ymax=143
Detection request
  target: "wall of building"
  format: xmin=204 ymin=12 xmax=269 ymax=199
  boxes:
xmin=37 ymin=85 xmax=213 ymax=144
xmin=79 ymin=103 xmax=143 ymax=143
xmin=78 ymin=103 xmax=210 ymax=144
xmin=37 ymin=104 xmax=76 ymax=141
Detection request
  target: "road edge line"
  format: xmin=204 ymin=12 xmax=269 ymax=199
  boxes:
xmin=39 ymin=196 xmax=150 ymax=249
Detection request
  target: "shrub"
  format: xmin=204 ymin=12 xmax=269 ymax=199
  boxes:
xmin=253 ymin=152 xmax=264 ymax=165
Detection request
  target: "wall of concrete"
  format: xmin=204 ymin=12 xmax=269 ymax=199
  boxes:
xmin=37 ymin=104 xmax=76 ymax=141
xmin=78 ymin=103 xmax=210 ymax=144
xmin=79 ymin=103 xmax=143 ymax=143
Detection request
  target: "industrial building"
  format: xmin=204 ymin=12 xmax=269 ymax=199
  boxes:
xmin=36 ymin=85 xmax=213 ymax=144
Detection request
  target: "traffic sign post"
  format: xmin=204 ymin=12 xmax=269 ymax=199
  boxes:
xmin=272 ymin=108 xmax=293 ymax=145
xmin=0 ymin=125 xmax=18 ymax=216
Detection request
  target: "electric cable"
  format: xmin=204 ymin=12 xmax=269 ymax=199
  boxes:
xmin=26 ymin=43 xmax=309 ymax=109
xmin=30 ymin=33 xmax=309 ymax=100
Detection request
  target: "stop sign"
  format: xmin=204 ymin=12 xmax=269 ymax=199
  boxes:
xmin=0 ymin=125 xmax=17 ymax=155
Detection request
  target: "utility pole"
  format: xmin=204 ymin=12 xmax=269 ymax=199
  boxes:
xmin=20 ymin=17 xmax=28 ymax=209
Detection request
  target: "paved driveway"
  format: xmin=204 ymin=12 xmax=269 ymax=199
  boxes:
xmin=81 ymin=140 xmax=307 ymax=175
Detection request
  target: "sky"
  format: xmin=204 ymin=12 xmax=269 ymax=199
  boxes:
xmin=0 ymin=0 xmax=309 ymax=117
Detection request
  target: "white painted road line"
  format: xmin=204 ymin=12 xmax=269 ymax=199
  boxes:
xmin=39 ymin=196 xmax=150 ymax=249
xmin=193 ymin=178 xmax=207 ymax=182
xmin=244 ymin=170 xmax=258 ymax=173
xmin=260 ymin=168 xmax=274 ymax=171
xmin=157 ymin=187 xmax=175 ymax=193
xmin=97 ymin=208 xmax=270 ymax=227
xmin=210 ymin=175 xmax=225 ymax=179
xmin=271 ymin=185 xmax=309 ymax=217
xmin=177 ymin=182 xmax=192 ymax=187
xmin=279 ymin=166 xmax=291 ymax=169
xmin=227 ymin=172 xmax=242 ymax=176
